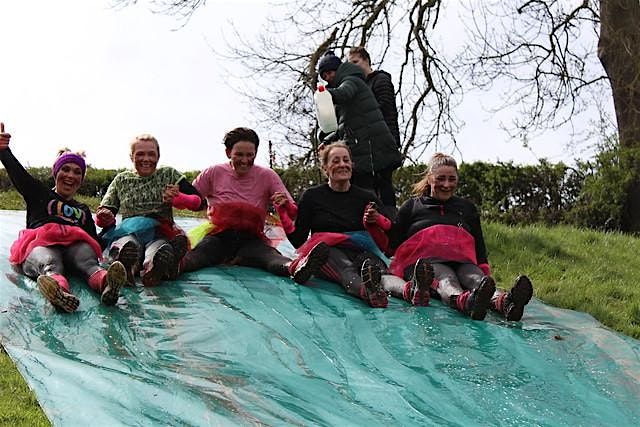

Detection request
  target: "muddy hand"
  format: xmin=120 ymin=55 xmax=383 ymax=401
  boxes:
xmin=0 ymin=122 xmax=11 ymax=150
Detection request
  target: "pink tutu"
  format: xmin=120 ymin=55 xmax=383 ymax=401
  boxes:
xmin=10 ymin=223 xmax=102 ymax=265
xmin=390 ymin=224 xmax=477 ymax=277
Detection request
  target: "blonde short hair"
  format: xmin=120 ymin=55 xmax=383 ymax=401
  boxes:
xmin=130 ymin=134 xmax=160 ymax=157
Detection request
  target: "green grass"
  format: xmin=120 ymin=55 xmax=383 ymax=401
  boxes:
xmin=1 ymin=192 xmax=640 ymax=421
xmin=0 ymin=347 xmax=50 ymax=426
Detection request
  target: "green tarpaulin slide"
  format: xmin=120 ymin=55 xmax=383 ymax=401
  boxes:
xmin=1 ymin=210 xmax=639 ymax=426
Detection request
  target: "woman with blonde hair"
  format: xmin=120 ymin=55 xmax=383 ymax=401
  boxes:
xmin=279 ymin=142 xmax=402 ymax=308
xmin=379 ymin=152 xmax=533 ymax=321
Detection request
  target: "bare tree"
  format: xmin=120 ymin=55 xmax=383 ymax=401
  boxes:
xmin=117 ymin=0 xmax=640 ymax=231
xmin=461 ymin=0 xmax=640 ymax=231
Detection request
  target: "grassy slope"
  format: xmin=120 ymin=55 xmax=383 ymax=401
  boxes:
xmin=1 ymin=192 xmax=639 ymax=422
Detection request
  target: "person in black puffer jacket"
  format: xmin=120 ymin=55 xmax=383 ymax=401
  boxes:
xmin=348 ymin=46 xmax=401 ymax=148
xmin=317 ymin=51 xmax=402 ymax=215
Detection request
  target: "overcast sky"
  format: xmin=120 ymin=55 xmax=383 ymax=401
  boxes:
xmin=0 ymin=0 xmax=608 ymax=172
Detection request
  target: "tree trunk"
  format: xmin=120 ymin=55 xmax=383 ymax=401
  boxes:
xmin=598 ymin=0 xmax=640 ymax=232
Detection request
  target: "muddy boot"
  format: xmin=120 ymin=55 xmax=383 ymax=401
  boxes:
xmin=37 ymin=275 xmax=80 ymax=313
xmin=110 ymin=240 xmax=140 ymax=286
xmin=492 ymin=275 xmax=533 ymax=321
xmin=166 ymin=234 xmax=189 ymax=280
xmin=289 ymin=242 xmax=330 ymax=284
xmin=360 ymin=258 xmax=388 ymax=308
xmin=451 ymin=276 xmax=496 ymax=320
xmin=141 ymin=243 xmax=175 ymax=287
xmin=402 ymin=258 xmax=433 ymax=306
xmin=100 ymin=261 xmax=127 ymax=306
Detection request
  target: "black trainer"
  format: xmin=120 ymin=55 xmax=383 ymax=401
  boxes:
xmin=141 ymin=243 xmax=175 ymax=287
xmin=504 ymin=275 xmax=533 ymax=321
xmin=291 ymin=242 xmax=330 ymax=284
xmin=360 ymin=258 xmax=387 ymax=308
xmin=467 ymin=276 xmax=496 ymax=320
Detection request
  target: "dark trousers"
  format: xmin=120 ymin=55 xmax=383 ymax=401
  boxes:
xmin=181 ymin=229 xmax=292 ymax=276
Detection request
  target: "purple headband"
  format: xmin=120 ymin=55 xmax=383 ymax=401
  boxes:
xmin=52 ymin=153 xmax=87 ymax=179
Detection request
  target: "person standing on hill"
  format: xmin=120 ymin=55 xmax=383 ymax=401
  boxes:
xmin=317 ymin=50 xmax=402 ymax=215
xmin=348 ymin=46 xmax=401 ymax=149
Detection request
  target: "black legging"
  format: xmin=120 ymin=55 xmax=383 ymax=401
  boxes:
xmin=181 ymin=229 xmax=292 ymax=276
xmin=317 ymin=246 xmax=386 ymax=298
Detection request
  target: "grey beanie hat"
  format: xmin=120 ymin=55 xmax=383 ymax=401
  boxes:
xmin=318 ymin=51 xmax=342 ymax=75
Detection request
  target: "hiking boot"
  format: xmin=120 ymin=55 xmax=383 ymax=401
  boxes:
xmin=141 ymin=243 xmax=175 ymax=287
xmin=500 ymin=275 xmax=533 ymax=321
xmin=166 ymin=234 xmax=189 ymax=280
xmin=452 ymin=276 xmax=496 ymax=320
xmin=467 ymin=276 xmax=496 ymax=320
xmin=290 ymin=242 xmax=329 ymax=284
xmin=113 ymin=240 xmax=140 ymax=286
xmin=100 ymin=261 xmax=127 ymax=306
xmin=37 ymin=275 xmax=79 ymax=313
xmin=360 ymin=258 xmax=388 ymax=308
xmin=404 ymin=258 xmax=433 ymax=306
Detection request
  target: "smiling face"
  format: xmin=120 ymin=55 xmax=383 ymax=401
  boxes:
xmin=54 ymin=163 xmax=83 ymax=200
xmin=131 ymin=139 xmax=159 ymax=177
xmin=324 ymin=146 xmax=353 ymax=184
xmin=226 ymin=141 xmax=256 ymax=177
xmin=428 ymin=165 xmax=458 ymax=201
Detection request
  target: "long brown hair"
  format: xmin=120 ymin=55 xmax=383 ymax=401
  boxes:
xmin=412 ymin=153 xmax=458 ymax=196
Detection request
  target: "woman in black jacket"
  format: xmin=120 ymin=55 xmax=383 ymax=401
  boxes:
xmin=0 ymin=122 xmax=126 ymax=313
xmin=381 ymin=153 xmax=534 ymax=321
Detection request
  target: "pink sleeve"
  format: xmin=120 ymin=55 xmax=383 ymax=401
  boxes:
xmin=172 ymin=193 xmax=202 ymax=211
xmin=275 ymin=203 xmax=295 ymax=234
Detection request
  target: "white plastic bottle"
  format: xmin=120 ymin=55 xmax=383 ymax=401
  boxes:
xmin=314 ymin=85 xmax=338 ymax=133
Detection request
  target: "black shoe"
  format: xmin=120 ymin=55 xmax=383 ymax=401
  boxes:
xmin=114 ymin=240 xmax=140 ymax=286
xmin=166 ymin=234 xmax=189 ymax=280
xmin=360 ymin=258 xmax=387 ymax=308
xmin=291 ymin=242 xmax=329 ymax=284
xmin=141 ymin=243 xmax=175 ymax=287
xmin=467 ymin=276 xmax=496 ymax=320
xmin=504 ymin=275 xmax=533 ymax=321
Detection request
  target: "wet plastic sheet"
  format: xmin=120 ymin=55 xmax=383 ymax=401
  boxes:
xmin=1 ymin=209 xmax=639 ymax=426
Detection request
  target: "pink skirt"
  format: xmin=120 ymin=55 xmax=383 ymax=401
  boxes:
xmin=10 ymin=223 xmax=103 ymax=265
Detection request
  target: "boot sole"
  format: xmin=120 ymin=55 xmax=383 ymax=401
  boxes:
xmin=411 ymin=258 xmax=433 ymax=306
xmin=292 ymin=242 xmax=329 ymax=284
xmin=361 ymin=259 xmax=387 ymax=308
xmin=116 ymin=241 xmax=140 ymax=286
xmin=37 ymin=276 xmax=79 ymax=313
xmin=101 ymin=261 xmax=127 ymax=306
xmin=166 ymin=235 xmax=188 ymax=280
xmin=506 ymin=275 xmax=533 ymax=321
xmin=471 ymin=276 xmax=496 ymax=320
xmin=141 ymin=244 xmax=174 ymax=287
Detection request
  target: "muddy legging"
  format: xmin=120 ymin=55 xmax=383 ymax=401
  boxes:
xmin=181 ymin=229 xmax=293 ymax=276
xmin=317 ymin=246 xmax=386 ymax=298
xmin=21 ymin=242 xmax=102 ymax=282
xmin=382 ymin=260 xmax=483 ymax=301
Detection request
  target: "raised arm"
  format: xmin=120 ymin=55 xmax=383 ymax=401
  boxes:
xmin=0 ymin=122 xmax=45 ymax=201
